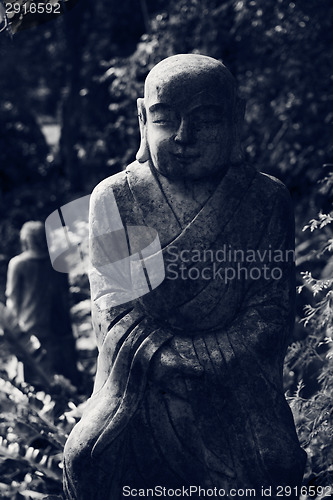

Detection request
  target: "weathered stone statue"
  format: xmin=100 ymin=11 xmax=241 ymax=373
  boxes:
xmin=64 ymin=54 xmax=306 ymax=499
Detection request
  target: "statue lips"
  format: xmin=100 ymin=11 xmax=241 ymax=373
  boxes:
xmin=173 ymin=153 xmax=198 ymax=166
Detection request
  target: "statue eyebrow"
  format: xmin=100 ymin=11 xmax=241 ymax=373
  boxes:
xmin=148 ymin=103 xmax=172 ymax=113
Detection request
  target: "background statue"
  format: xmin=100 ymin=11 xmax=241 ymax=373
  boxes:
xmin=6 ymin=220 xmax=81 ymax=386
xmin=64 ymin=54 xmax=306 ymax=499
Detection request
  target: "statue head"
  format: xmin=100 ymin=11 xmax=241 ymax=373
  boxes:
xmin=136 ymin=54 xmax=244 ymax=181
xmin=20 ymin=221 xmax=48 ymax=253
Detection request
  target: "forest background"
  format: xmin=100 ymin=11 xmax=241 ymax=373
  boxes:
xmin=0 ymin=0 xmax=332 ymax=498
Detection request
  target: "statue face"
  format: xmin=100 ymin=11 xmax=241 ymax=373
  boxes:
xmin=144 ymin=68 xmax=234 ymax=181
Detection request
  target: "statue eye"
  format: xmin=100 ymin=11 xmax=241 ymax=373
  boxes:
xmin=150 ymin=109 xmax=178 ymax=126
xmin=152 ymin=118 xmax=171 ymax=124
xmin=152 ymin=116 xmax=176 ymax=125
xmin=192 ymin=106 xmax=225 ymax=127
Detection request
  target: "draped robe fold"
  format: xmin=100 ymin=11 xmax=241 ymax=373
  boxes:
xmin=64 ymin=161 xmax=306 ymax=500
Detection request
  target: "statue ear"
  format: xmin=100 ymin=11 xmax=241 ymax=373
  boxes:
xmin=136 ymin=98 xmax=150 ymax=163
xmin=230 ymin=96 xmax=245 ymax=165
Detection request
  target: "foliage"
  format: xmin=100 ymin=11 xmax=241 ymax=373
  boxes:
xmin=0 ymin=0 xmax=332 ymax=497
xmin=0 ymin=233 xmax=94 ymax=498
xmin=0 ymin=279 xmax=94 ymax=498
xmin=91 ymin=0 xmax=332 ymax=224
xmin=0 ymin=0 xmax=331 ymax=254
xmin=285 ymin=172 xmax=333 ymax=497
xmin=0 ymin=100 xmax=49 ymax=194
xmin=2 ymin=0 xmax=331 ymax=212
xmin=0 ymin=372 xmax=76 ymax=498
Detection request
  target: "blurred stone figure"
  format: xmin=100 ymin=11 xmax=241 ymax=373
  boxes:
xmin=0 ymin=254 xmax=9 ymax=303
xmin=6 ymin=221 xmax=80 ymax=386
xmin=64 ymin=55 xmax=306 ymax=499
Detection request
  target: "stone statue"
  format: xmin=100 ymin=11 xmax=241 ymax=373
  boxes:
xmin=63 ymin=54 xmax=306 ymax=499
xmin=6 ymin=221 xmax=81 ymax=386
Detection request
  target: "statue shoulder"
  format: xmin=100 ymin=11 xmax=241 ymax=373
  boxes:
xmin=91 ymin=161 xmax=146 ymax=202
xmin=90 ymin=162 xmax=143 ymax=225
xmin=251 ymin=171 xmax=294 ymax=242
xmin=8 ymin=251 xmax=32 ymax=271
xmin=258 ymin=170 xmax=290 ymax=194
xmin=254 ymin=170 xmax=293 ymax=211
xmin=91 ymin=167 xmax=129 ymax=202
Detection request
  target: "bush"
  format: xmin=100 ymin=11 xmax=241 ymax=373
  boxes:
xmin=285 ymin=169 xmax=333 ymax=497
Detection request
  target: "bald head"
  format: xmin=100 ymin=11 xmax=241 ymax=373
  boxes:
xmin=144 ymin=54 xmax=236 ymax=110
xmin=136 ymin=54 xmax=244 ymax=176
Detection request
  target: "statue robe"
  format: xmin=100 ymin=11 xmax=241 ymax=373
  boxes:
xmin=64 ymin=161 xmax=306 ymax=500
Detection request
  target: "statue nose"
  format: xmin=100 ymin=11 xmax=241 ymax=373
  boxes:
xmin=174 ymin=118 xmax=194 ymax=144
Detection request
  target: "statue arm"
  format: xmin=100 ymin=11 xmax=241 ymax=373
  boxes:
xmin=152 ymin=182 xmax=295 ymax=387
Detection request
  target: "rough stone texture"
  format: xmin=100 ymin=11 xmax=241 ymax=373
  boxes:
xmin=63 ymin=55 xmax=306 ymax=500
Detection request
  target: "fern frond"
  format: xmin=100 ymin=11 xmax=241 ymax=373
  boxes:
xmin=0 ymin=435 xmax=62 ymax=482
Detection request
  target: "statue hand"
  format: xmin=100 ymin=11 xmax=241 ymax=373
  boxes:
xmin=151 ymin=336 xmax=204 ymax=385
